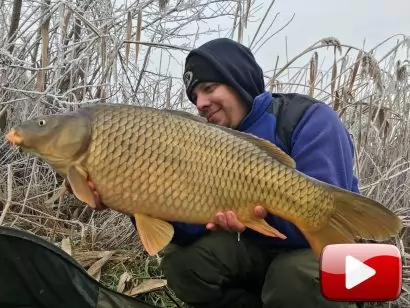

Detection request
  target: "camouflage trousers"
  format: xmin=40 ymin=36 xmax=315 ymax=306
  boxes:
xmin=161 ymin=230 xmax=359 ymax=308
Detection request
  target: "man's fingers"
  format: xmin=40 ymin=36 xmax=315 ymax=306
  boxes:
xmin=207 ymin=212 xmax=230 ymax=231
xmin=87 ymin=180 xmax=96 ymax=190
xmin=86 ymin=180 xmax=108 ymax=211
xmin=254 ymin=205 xmax=268 ymax=218
xmin=208 ymin=207 xmax=266 ymax=233
xmin=206 ymin=222 xmax=218 ymax=231
xmin=226 ymin=211 xmax=245 ymax=232
xmin=93 ymin=190 xmax=100 ymax=203
xmin=215 ymin=212 xmax=228 ymax=229
xmin=94 ymin=192 xmax=108 ymax=211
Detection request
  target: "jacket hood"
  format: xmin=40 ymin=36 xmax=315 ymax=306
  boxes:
xmin=184 ymin=38 xmax=266 ymax=107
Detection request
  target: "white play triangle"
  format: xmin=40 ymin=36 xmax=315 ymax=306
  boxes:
xmin=345 ymin=255 xmax=376 ymax=289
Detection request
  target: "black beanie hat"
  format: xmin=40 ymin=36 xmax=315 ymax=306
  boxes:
xmin=183 ymin=38 xmax=265 ymax=107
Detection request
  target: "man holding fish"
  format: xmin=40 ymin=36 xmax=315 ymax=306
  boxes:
xmin=156 ymin=38 xmax=362 ymax=308
xmin=5 ymin=38 xmax=401 ymax=308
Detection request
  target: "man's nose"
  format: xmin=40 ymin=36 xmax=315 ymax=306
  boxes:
xmin=195 ymin=93 xmax=210 ymax=110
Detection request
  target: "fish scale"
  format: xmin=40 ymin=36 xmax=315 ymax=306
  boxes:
xmin=5 ymin=103 xmax=403 ymax=258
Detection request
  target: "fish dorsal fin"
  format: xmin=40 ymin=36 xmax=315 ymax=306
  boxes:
xmin=162 ymin=109 xmax=207 ymax=123
xmin=163 ymin=108 xmax=296 ymax=169
xmin=215 ymin=126 xmax=296 ymax=169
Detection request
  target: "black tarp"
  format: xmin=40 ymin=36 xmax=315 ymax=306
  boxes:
xmin=0 ymin=226 xmax=159 ymax=308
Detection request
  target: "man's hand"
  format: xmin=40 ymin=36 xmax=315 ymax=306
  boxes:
xmin=87 ymin=181 xmax=108 ymax=211
xmin=64 ymin=179 xmax=108 ymax=211
xmin=206 ymin=205 xmax=267 ymax=232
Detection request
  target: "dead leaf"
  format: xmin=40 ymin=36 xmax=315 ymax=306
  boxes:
xmin=117 ymin=272 xmax=132 ymax=293
xmin=73 ymin=250 xmax=128 ymax=268
xmin=94 ymin=270 xmax=101 ymax=282
xmin=87 ymin=251 xmax=114 ymax=281
xmin=125 ymin=279 xmax=167 ymax=296
xmin=74 ymin=250 xmax=116 ymax=262
xmin=61 ymin=237 xmax=72 ymax=256
xmin=77 ymin=257 xmax=128 ymax=268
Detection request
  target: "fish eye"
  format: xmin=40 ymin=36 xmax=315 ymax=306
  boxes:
xmin=38 ymin=119 xmax=46 ymax=126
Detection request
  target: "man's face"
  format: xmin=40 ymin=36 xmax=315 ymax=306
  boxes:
xmin=191 ymin=82 xmax=248 ymax=129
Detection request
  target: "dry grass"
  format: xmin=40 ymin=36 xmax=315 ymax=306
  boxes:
xmin=268 ymin=34 xmax=410 ymax=308
xmin=0 ymin=0 xmax=409 ymax=307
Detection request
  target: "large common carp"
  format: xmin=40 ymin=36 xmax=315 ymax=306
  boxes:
xmin=5 ymin=103 xmax=402 ymax=258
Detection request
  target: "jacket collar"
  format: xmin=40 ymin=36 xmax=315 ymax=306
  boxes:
xmin=237 ymin=91 xmax=272 ymax=132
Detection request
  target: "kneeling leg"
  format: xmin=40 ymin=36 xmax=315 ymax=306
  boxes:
xmin=161 ymin=231 xmax=270 ymax=308
xmin=261 ymin=248 xmax=358 ymax=308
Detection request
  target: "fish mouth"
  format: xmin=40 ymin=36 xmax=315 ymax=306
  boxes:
xmin=5 ymin=128 xmax=23 ymax=147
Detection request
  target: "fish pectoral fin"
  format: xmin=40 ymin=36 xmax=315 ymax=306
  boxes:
xmin=67 ymin=165 xmax=96 ymax=208
xmin=134 ymin=214 xmax=174 ymax=256
xmin=244 ymin=218 xmax=287 ymax=239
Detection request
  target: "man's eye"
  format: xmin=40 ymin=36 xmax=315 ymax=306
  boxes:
xmin=204 ymin=84 xmax=215 ymax=92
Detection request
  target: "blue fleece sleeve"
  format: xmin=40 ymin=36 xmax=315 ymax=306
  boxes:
xmin=170 ymin=222 xmax=207 ymax=245
xmin=290 ymin=103 xmax=359 ymax=192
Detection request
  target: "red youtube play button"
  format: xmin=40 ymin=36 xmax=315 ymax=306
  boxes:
xmin=320 ymin=244 xmax=402 ymax=301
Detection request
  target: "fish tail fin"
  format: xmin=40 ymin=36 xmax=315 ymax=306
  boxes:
xmin=302 ymin=187 xmax=403 ymax=260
